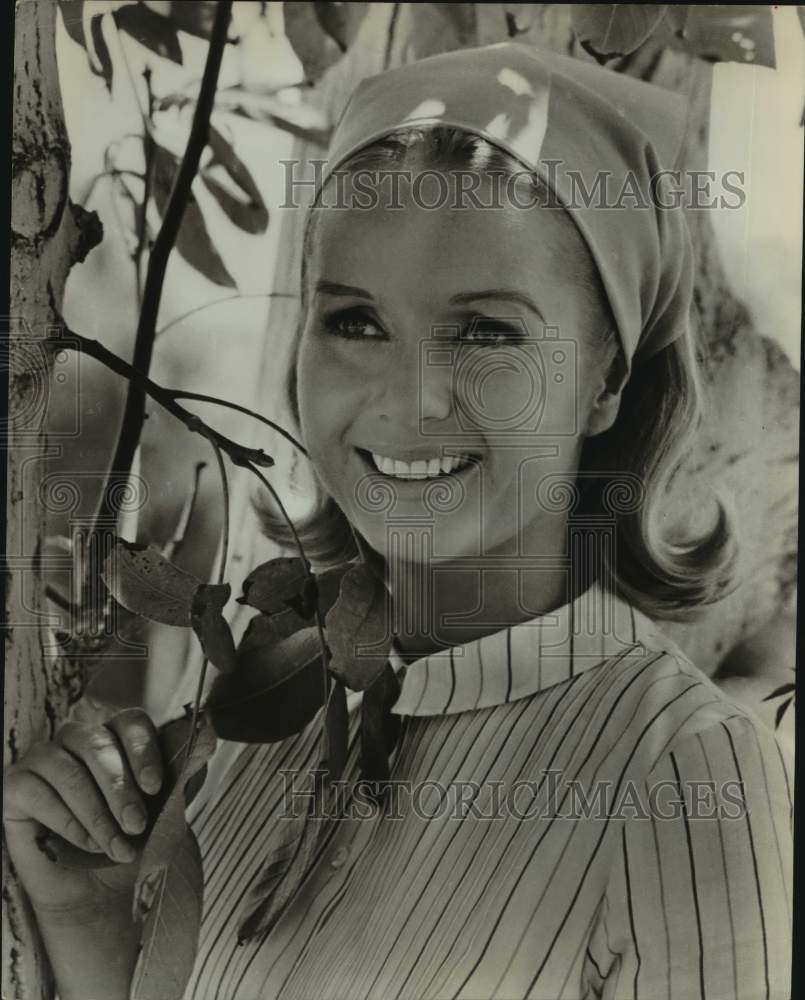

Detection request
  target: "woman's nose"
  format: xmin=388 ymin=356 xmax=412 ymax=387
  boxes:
xmin=375 ymin=342 xmax=454 ymax=425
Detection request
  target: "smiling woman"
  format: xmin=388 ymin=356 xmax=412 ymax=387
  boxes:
xmin=5 ymin=37 xmax=793 ymax=1000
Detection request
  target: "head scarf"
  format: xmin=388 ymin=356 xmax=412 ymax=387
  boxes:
xmin=316 ymin=42 xmax=694 ymax=371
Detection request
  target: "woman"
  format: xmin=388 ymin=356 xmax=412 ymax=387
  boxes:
xmin=4 ymin=44 xmax=792 ymax=999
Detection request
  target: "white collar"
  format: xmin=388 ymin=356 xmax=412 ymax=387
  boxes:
xmin=389 ymin=581 xmax=675 ymax=716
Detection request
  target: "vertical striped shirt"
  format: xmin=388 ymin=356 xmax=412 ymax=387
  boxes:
xmin=182 ymin=582 xmax=793 ymax=999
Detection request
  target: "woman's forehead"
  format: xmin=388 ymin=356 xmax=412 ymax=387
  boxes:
xmin=307 ymin=192 xmax=589 ymax=295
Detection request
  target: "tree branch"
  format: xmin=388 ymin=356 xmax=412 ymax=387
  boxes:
xmin=90 ymin=0 xmax=233 ymax=552
xmin=51 ymin=329 xmax=274 ymax=470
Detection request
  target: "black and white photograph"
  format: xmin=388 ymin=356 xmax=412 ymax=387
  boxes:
xmin=4 ymin=3 xmax=801 ymax=998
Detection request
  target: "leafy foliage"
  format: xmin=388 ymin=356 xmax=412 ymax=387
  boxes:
xmin=325 ymin=562 xmax=394 ymax=691
xmin=130 ymin=713 xmax=217 ymax=1000
xmin=571 ymin=4 xmax=776 ymax=68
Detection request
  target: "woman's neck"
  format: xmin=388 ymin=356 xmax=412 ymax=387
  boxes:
xmin=386 ymin=560 xmax=573 ymax=662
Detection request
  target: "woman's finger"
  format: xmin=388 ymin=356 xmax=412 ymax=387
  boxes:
xmin=21 ymin=744 xmax=137 ymax=864
xmin=56 ymin=722 xmax=147 ymax=845
xmin=105 ymin=708 xmax=163 ymax=797
xmin=3 ymin=767 xmax=101 ymax=854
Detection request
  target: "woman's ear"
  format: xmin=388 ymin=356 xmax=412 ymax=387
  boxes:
xmin=585 ymin=350 xmax=627 ymax=438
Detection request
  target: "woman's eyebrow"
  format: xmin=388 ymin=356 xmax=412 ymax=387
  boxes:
xmin=450 ymin=289 xmax=545 ymax=321
xmin=315 ymin=280 xmax=373 ymax=299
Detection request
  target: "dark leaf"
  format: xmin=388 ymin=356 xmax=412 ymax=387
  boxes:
xmin=217 ymin=89 xmax=332 ymax=146
xmin=102 ymin=538 xmax=200 ymax=626
xmin=775 ymin=697 xmax=794 ymax=730
xmin=237 ymin=768 xmax=332 ymax=942
xmin=571 ymin=4 xmax=668 ymax=59
xmin=130 ymin=715 xmax=217 ymax=1000
xmin=150 ymin=1 xmax=225 ymax=41
xmin=283 ymin=1 xmax=343 ymax=82
xmin=191 ymin=583 xmax=236 ymax=673
xmin=504 ymin=4 xmax=532 ymax=38
xmin=200 ymin=126 xmax=269 ymax=235
xmin=238 ymin=560 xmax=350 ymax=625
xmin=360 ymin=662 xmax=401 ymax=797
xmin=208 ymin=621 xmax=328 ymax=742
xmin=114 ymin=2 xmax=183 ymax=64
xmin=312 ymin=2 xmax=369 ymax=51
xmin=89 ymin=7 xmax=115 ymax=91
xmin=761 ymin=682 xmax=796 ymax=702
xmin=662 ymin=5 xmax=776 ymax=68
xmin=58 ymin=0 xmax=88 ymax=49
xmin=38 ymin=714 xmax=209 ymax=870
xmin=325 ymin=562 xmax=393 ymax=691
xmin=152 ymin=144 xmax=237 ymax=288
xmin=322 ymin=680 xmax=349 ymax=782
xmin=238 ymin=556 xmax=309 ymax=616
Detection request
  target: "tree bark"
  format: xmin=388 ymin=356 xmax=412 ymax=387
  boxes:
xmin=5 ymin=3 xmax=102 ymax=997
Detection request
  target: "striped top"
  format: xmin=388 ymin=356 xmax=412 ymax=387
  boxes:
xmin=182 ymin=582 xmax=793 ymax=999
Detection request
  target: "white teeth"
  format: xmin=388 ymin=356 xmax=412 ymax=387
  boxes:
xmin=369 ymin=451 xmax=474 ymax=479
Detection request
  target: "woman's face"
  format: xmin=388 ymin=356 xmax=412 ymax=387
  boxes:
xmin=296 ymin=173 xmax=613 ymax=564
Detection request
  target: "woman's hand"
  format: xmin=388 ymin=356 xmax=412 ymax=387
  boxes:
xmin=3 ymin=708 xmax=164 ymax=916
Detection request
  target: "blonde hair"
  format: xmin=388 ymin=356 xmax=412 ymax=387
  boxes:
xmin=255 ymin=127 xmax=737 ymax=621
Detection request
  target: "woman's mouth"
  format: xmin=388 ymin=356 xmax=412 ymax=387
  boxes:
xmin=356 ymin=449 xmax=480 ymax=481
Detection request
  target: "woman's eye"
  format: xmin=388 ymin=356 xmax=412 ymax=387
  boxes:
xmin=460 ymin=317 xmax=525 ymax=347
xmin=321 ymin=309 xmax=385 ymax=341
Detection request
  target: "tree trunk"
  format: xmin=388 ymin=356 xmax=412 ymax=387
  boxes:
xmin=4 ymin=4 xmax=102 ymax=998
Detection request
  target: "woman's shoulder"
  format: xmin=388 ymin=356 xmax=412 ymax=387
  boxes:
xmin=593 ymin=603 xmax=793 ymax=784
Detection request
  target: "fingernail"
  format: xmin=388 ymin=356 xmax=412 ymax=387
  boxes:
xmin=110 ymin=836 xmax=136 ymax=864
xmin=139 ymin=765 xmax=162 ymax=794
xmin=122 ymin=803 xmax=147 ymax=835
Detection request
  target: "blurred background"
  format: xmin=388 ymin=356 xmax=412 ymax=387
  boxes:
xmin=47 ymin=3 xmax=802 ymax=732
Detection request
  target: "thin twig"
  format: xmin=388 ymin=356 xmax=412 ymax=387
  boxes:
xmin=90 ymin=0 xmax=233 ymax=572
xmin=156 ymin=291 xmax=298 ymax=339
xmin=51 ymin=330 xmax=274 ymax=470
xmin=186 ymin=433 xmax=230 ymax=769
xmin=134 ymin=67 xmax=156 ymax=307
xmin=171 ymin=390 xmax=307 ymax=457
xmin=162 ymin=462 xmax=207 ymax=563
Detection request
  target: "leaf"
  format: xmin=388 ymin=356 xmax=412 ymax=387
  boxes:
xmin=325 ymin=562 xmax=393 ymax=691
xmin=38 ymin=713 xmax=209 ymax=870
xmin=322 ymin=679 xmax=349 ymax=782
xmin=207 ymin=621 xmax=329 ymax=742
xmin=88 ymin=7 xmax=115 ymax=90
xmin=662 ymin=4 xmax=776 ymax=68
xmin=152 ymin=144 xmax=237 ymax=288
xmin=283 ymin=0 xmax=345 ymax=82
xmin=360 ymin=663 xmax=401 ymax=797
xmin=191 ymin=583 xmax=236 ymax=673
xmin=214 ymin=89 xmax=332 ymax=145
xmin=312 ymin=2 xmax=369 ymax=51
xmin=149 ymin=1 xmax=223 ymax=40
xmin=130 ymin=714 xmax=217 ymax=1000
xmin=200 ymin=126 xmax=269 ymax=235
xmin=775 ymin=697 xmax=794 ymax=730
xmin=238 ymin=556 xmax=309 ymax=615
xmin=239 ymin=559 xmax=349 ymax=627
xmin=762 ymin=682 xmax=796 ymax=702
xmin=571 ymin=4 xmax=668 ymax=60
xmin=114 ymin=2 xmax=183 ymax=64
xmin=102 ymin=539 xmax=201 ymax=626
xmin=237 ymin=768 xmax=331 ymax=943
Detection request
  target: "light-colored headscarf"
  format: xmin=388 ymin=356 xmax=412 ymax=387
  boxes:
xmin=317 ymin=43 xmax=694 ymax=371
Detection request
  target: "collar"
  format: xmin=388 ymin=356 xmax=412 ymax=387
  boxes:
xmin=389 ymin=581 xmax=674 ymax=716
